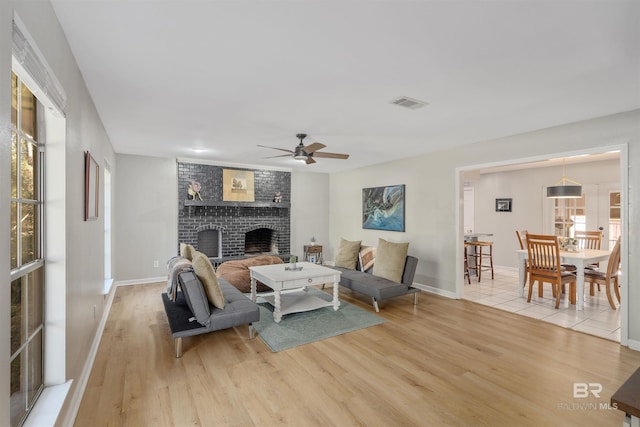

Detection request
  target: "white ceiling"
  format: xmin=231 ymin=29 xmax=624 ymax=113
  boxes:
xmin=50 ymin=1 xmax=640 ymax=173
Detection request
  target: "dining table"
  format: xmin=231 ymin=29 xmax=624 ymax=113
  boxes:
xmin=515 ymin=248 xmax=611 ymax=310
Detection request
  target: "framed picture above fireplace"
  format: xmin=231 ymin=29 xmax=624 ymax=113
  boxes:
xmin=223 ymin=169 xmax=255 ymax=202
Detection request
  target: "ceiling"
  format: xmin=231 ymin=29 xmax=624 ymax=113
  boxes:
xmin=50 ymin=1 xmax=640 ymax=174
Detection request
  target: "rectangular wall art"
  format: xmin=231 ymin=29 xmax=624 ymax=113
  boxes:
xmin=223 ymin=169 xmax=255 ymax=202
xmin=362 ymin=184 xmax=405 ymax=232
xmin=495 ymin=198 xmax=512 ymax=212
xmin=84 ymin=151 xmax=99 ymax=221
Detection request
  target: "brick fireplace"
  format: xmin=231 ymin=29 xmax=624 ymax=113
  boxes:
xmin=177 ymin=162 xmax=291 ymax=260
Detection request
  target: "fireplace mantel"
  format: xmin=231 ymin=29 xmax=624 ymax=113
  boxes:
xmin=184 ymin=199 xmax=290 ymax=218
xmin=184 ymin=200 xmax=290 ymax=208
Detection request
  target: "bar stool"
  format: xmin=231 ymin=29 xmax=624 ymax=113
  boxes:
xmin=463 ymin=242 xmax=471 ymax=284
xmin=466 ymin=241 xmax=494 ymax=282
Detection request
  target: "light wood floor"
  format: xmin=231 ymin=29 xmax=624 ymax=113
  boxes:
xmin=75 ymin=282 xmax=640 ymax=426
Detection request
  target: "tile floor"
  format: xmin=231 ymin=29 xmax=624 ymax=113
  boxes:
xmin=463 ymin=266 xmax=621 ymax=342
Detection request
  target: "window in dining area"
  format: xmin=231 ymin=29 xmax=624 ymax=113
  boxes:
xmin=553 ymin=195 xmax=586 ymax=237
xmin=609 ymin=191 xmax=621 ymax=250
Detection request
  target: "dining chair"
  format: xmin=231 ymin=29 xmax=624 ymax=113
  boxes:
xmin=515 ymin=230 xmax=528 ymax=250
xmin=463 ymin=242 xmax=471 ymax=284
xmin=515 ymin=230 xmax=529 ymax=288
xmin=575 ymin=230 xmax=603 ymax=250
xmin=525 ymin=233 xmax=577 ymax=309
xmin=584 ymin=236 xmax=621 ymax=310
xmin=575 ymin=230 xmax=603 ymax=292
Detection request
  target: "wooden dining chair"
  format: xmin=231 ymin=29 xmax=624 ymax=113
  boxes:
xmin=575 ymin=230 xmax=603 ymax=291
xmin=575 ymin=230 xmax=603 ymax=250
xmin=584 ymin=236 xmax=621 ymax=309
xmin=515 ymin=230 xmax=529 ymax=288
xmin=515 ymin=230 xmax=528 ymax=250
xmin=525 ymin=233 xmax=577 ymax=309
xmin=463 ymin=242 xmax=471 ymax=284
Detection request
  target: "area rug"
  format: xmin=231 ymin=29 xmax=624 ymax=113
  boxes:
xmin=253 ymin=288 xmax=386 ymax=352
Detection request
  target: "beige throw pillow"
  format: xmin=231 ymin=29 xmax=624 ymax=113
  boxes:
xmin=192 ymin=251 xmax=225 ymax=309
xmin=335 ymin=238 xmax=362 ymax=269
xmin=180 ymin=243 xmax=196 ymax=261
xmin=372 ymin=238 xmax=409 ymax=283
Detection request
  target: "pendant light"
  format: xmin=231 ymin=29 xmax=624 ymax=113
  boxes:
xmin=547 ymin=158 xmax=582 ymax=198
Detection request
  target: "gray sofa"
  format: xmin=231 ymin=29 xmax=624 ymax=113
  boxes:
xmin=332 ymin=255 xmax=419 ymax=312
xmin=161 ymin=270 xmax=260 ymax=357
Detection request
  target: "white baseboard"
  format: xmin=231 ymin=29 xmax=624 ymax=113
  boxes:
xmin=412 ymin=282 xmax=458 ymax=299
xmin=116 ymin=276 xmax=166 ymax=286
xmin=627 ymin=339 xmax=640 ymax=352
xmin=61 ymin=282 xmax=118 ymax=426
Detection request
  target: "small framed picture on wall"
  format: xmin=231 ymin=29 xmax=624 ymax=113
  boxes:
xmin=495 ymin=198 xmax=512 ymax=212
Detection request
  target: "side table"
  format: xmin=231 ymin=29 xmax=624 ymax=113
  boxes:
xmin=303 ymin=245 xmax=323 ymax=264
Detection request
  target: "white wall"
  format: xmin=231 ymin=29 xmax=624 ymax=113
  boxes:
xmin=291 ymin=171 xmax=330 ymax=260
xmin=114 ymin=154 xmax=178 ymax=281
xmin=330 ymin=110 xmax=640 ymax=344
xmin=471 ymin=159 xmax=620 ymax=267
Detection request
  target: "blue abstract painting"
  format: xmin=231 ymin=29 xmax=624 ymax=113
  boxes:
xmin=362 ymin=185 xmax=405 ymax=232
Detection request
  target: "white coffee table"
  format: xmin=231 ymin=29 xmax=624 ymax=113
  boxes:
xmin=249 ymin=262 xmax=341 ymax=323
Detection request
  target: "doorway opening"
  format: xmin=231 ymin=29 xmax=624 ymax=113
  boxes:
xmin=457 ymin=147 xmax=627 ymax=345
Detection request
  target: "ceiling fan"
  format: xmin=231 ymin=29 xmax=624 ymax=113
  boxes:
xmin=258 ymin=133 xmax=350 ymax=165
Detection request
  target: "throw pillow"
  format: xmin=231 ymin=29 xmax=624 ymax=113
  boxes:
xmin=180 ymin=243 xmax=196 ymax=260
xmin=191 ymin=252 xmax=225 ymax=309
xmin=358 ymin=246 xmax=376 ymax=272
xmin=372 ymin=238 xmax=409 ymax=283
xmin=335 ymin=238 xmax=362 ymax=269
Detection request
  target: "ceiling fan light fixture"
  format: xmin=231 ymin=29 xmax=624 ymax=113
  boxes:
xmin=293 ymin=145 xmax=307 ymax=160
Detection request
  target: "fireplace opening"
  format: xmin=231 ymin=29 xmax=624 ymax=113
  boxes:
xmin=197 ymin=229 xmax=222 ymax=258
xmin=245 ymin=228 xmax=278 ymax=255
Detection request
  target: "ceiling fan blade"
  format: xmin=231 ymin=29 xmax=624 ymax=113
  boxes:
xmin=264 ymin=154 xmax=292 ymax=159
xmin=305 ymin=156 xmax=316 ymax=165
xmin=257 ymin=144 xmax=294 ymax=154
xmin=303 ymin=142 xmax=326 ymax=154
xmin=312 ymin=151 xmax=350 ymax=160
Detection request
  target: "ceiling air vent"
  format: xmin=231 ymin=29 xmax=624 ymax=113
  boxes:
xmin=391 ymin=96 xmax=428 ymax=110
